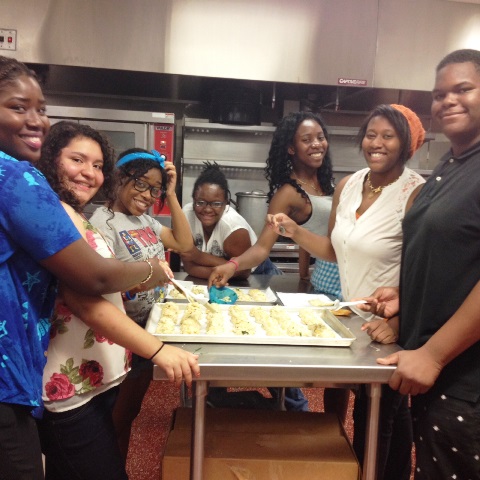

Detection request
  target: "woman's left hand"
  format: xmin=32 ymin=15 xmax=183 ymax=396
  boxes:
xmin=361 ymin=316 xmax=399 ymax=344
xmin=377 ymin=346 xmax=443 ymax=395
xmin=130 ymin=258 xmax=171 ymax=294
xmin=152 ymin=344 xmax=200 ymax=387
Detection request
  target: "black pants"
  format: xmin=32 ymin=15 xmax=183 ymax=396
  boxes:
xmin=38 ymin=387 xmax=127 ymax=480
xmin=412 ymin=392 xmax=480 ymax=480
xmin=353 ymin=385 xmax=413 ymax=480
xmin=0 ymin=403 xmax=44 ymax=480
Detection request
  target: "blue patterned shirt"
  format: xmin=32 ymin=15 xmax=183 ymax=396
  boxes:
xmin=0 ymin=151 xmax=81 ymax=417
xmin=311 ymin=258 xmax=342 ymax=299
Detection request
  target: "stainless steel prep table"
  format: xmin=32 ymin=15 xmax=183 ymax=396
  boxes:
xmin=153 ymin=274 xmax=401 ymax=480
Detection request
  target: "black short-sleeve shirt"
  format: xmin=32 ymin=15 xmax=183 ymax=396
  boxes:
xmin=400 ymin=142 xmax=480 ymax=402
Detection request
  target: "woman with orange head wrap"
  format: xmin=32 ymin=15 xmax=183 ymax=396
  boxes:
xmin=265 ymin=104 xmax=426 ymax=480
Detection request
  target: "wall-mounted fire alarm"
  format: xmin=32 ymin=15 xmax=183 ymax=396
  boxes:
xmin=0 ymin=29 xmax=17 ymax=51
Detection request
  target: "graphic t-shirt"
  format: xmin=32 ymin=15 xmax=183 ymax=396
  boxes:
xmin=90 ymin=207 xmax=165 ymax=327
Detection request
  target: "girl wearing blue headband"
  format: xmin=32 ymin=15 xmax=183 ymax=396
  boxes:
xmin=115 ymin=149 xmax=166 ymax=169
xmin=90 ymin=147 xmax=193 ymax=460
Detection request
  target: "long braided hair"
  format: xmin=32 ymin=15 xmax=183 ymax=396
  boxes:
xmin=265 ymin=111 xmax=335 ymax=201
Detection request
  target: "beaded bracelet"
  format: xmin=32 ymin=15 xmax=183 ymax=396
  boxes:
xmin=149 ymin=343 xmax=165 ymax=361
xmin=140 ymin=259 xmax=154 ymax=284
xmin=227 ymin=258 xmax=239 ymax=271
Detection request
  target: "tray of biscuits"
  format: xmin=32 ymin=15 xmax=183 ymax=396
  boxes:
xmin=165 ymin=281 xmax=278 ymax=305
xmin=145 ymin=302 xmax=355 ymax=347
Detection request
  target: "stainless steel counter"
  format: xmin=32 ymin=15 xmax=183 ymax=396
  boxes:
xmin=153 ymin=274 xmax=400 ymax=480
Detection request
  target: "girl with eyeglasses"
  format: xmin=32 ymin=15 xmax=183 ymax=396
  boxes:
xmin=89 ymin=147 xmax=193 ymax=461
xmin=182 ymin=161 xmax=296 ymax=410
xmin=181 ymin=161 xmax=282 ymax=279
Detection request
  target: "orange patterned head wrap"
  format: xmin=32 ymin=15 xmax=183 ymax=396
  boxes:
xmin=390 ymin=104 xmax=426 ymax=158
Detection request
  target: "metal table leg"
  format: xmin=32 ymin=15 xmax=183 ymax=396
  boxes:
xmin=190 ymin=380 xmax=208 ymax=480
xmin=363 ymin=383 xmax=382 ymax=480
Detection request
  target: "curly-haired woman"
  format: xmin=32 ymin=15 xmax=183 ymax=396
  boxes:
xmin=208 ymin=111 xmax=342 ymax=412
xmin=36 ymin=123 xmax=199 ymax=480
xmin=208 ymin=111 xmax=340 ymax=294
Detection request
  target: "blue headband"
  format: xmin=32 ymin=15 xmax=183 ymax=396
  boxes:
xmin=116 ymin=149 xmax=166 ymax=168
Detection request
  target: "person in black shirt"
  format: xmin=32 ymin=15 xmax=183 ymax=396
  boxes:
xmin=360 ymin=49 xmax=480 ymax=480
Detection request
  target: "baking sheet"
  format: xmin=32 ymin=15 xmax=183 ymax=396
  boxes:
xmin=164 ymin=280 xmax=194 ymax=300
xmin=165 ymin=282 xmax=279 ymax=305
xmin=146 ymin=303 xmax=356 ymax=347
xmin=277 ymin=292 xmax=337 ymax=308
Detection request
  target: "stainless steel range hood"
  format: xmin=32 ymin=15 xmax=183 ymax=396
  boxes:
xmin=3 ymin=0 xmax=480 ymax=92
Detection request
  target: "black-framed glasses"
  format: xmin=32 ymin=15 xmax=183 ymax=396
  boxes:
xmin=194 ymin=200 xmax=226 ymax=209
xmin=131 ymin=178 xmax=162 ymax=198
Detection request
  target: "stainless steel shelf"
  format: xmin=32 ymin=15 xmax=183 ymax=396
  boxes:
xmin=183 ymin=158 xmax=266 ymax=169
xmin=184 ymin=120 xmax=275 ymax=134
xmin=185 ymin=120 xmax=361 ymax=137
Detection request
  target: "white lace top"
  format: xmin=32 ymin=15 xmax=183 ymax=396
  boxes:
xmin=331 ymin=167 xmax=425 ymax=318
